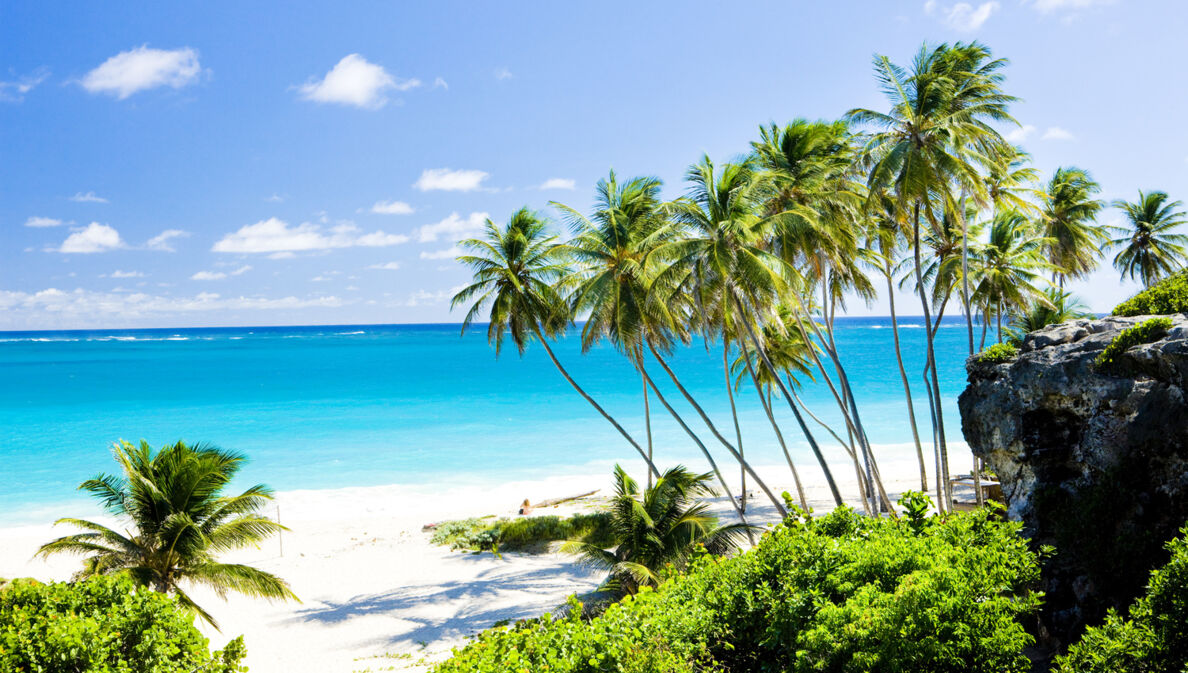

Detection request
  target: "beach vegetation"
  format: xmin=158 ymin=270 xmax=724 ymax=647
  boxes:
xmin=36 ymin=439 xmax=297 ymax=628
xmin=1095 ymin=317 xmax=1174 ymax=370
xmin=0 ymin=574 xmax=247 ymax=672
xmin=429 ymin=512 xmax=614 ymax=554
xmin=561 ymin=465 xmax=755 ymax=596
xmin=1113 ymin=270 xmax=1188 ymax=316
xmin=435 ymin=502 xmax=1042 ymax=673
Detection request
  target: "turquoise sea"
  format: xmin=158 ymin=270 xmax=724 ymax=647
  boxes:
xmin=0 ymin=317 xmax=974 ymax=525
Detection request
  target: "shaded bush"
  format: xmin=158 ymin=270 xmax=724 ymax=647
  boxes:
xmin=979 ymin=342 xmax=1019 ymax=364
xmin=1113 ymin=271 xmax=1188 ymax=316
xmin=1095 ymin=317 xmax=1173 ymax=370
xmin=0 ymin=575 xmax=246 ymax=672
xmin=1056 ymin=525 xmax=1188 ymax=673
xmin=430 ymin=512 xmax=613 ymax=553
xmin=434 ymin=503 xmax=1042 ymax=673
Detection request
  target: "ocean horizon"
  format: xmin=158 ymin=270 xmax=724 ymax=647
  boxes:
xmin=1 ymin=316 xmax=976 ymax=526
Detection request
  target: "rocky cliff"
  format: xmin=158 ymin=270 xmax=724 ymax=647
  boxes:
xmin=959 ymin=314 xmax=1188 ymax=653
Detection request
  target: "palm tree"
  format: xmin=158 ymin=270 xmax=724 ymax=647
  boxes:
xmin=452 ymin=208 xmax=661 ymax=479
xmin=1005 ymin=287 xmax=1091 ymax=343
xmin=562 ymin=464 xmax=754 ymax=595
xmin=972 ymin=210 xmax=1051 ymax=342
xmin=1108 ymin=190 xmax=1188 ymax=288
xmin=37 ymin=440 xmax=296 ymax=628
xmin=1041 ymin=167 xmax=1105 ymax=288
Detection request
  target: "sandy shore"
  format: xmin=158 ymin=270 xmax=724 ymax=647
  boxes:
xmin=0 ymin=454 xmax=933 ymax=672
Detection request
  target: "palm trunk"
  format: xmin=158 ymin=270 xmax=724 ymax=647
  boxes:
xmin=730 ymin=298 xmax=844 ymax=506
xmin=642 ymin=367 xmax=654 ymax=490
xmin=960 ymin=193 xmax=975 ymax=355
xmin=885 ymin=260 xmax=928 ymax=491
xmin=532 ymin=325 xmax=660 ymax=479
xmin=722 ymin=340 xmax=746 ymax=512
xmin=647 ymin=340 xmax=787 ymax=517
xmin=913 ymin=204 xmax=951 ymax=511
xmin=741 ymin=343 xmax=808 ymax=511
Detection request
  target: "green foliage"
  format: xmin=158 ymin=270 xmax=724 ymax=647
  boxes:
xmin=435 ymin=505 xmax=1041 ymax=673
xmin=430 ymin=513 xmax=613 ymax=554
xmin=978 ymin=341 xmax=1019 ymax=364
xmin=899 ymin=490 xmax=933 ymax=535
xmin=1056 ymin=525 xmax=1188 ymax=673
xmin=0 ymin=575 xmax=247 ymax=672
xmin=1095 ymin=317 xmax=1174 ymax=370
xmin=1113 ymin=270 xmax=1188 ymax=316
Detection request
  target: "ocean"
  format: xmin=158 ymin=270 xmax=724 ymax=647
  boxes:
xmin=0 ymin=317 xmax=976 ymax=525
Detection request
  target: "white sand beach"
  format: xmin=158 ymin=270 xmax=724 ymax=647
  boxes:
xmin=0 ymin=455 xmax=931 ymax=672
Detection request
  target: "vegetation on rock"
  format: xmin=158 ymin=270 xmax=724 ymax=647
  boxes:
xmin=1113 ymin=270 xmax=1188 ymax=316
xmin=979 ymin=342 xmax=1019 ymax=364
xmin=1094 ymin=317 xmax=1173 ymax=370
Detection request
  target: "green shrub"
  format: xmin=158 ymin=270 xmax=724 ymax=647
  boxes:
xmin=0 ymin=575 xmax=246 ymax=672
xmin=1113 ymin=271 xmax=1188 ymax=316
xmin=1056 ymin=524 xmax=1188 ymax=673
xmin=1095 ymin=317 xmax=1174 ymax=370
xmin=435 ymin=504 xmax=1042 ymax=673
xmin=978 ymin=342 xmax=1019 ymax=364
xmin=430 ymin=512 xmax=614 ymax=553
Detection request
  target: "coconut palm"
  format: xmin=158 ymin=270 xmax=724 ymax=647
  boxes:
xmin=1005 ymin=288 xmax=1092 ymax=344
xmin=37 ymin=440 xmax=296 ymax=628
xmin=452 ymin=207 xmax=661 ymax=478
xmin=1041 ymin=167 xmax=1105 ymax=288
xmin=562 ymin=464 xmax=755 ymax=595
xmin=972 ymin=210 xmax=1051 ymax=342
xmin=1108 ymin=190 xmax=1188 ymax=288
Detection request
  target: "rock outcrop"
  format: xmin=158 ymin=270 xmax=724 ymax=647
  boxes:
xmin=959 ymin=314 xmax=1188 ymax=654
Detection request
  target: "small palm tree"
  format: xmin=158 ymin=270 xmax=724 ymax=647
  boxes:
xmin=37 ymin=440 xmax=297 ymax=628
xmin=563 ymin=465 xmax=755 ymax=595
xmin=1005 ymin=288 xmax=1092 ymax=344
xmin=1108 ymin=190 xmax=1188 ymax=288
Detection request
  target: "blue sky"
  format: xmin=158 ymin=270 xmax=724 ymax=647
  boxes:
xmin=2 ymin=0 xmax=1186 ymax=330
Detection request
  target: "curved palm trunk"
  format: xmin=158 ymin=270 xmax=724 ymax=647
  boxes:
xmin=731 ymin=296 xmax=843 ymax=506
xmin=741 ymin=343 xmax=808 ymax=511
xmin=722 ymin=340 xmax=747 ymax=512
xmin=532 ymin=325 xmax=660 ymax=479
xmin=646 ymin=340 xmax=787 ymax=518
xmin=960 ymin=193 xmax=975 ymax=355
xmin=913 ymin=205 xmax=952 ymax=511
xmin=640 ymin=366 xmax=756 ymax=545
xmin=884 ymin=261 xmax=928 ymax=491
xmin=923 ymin=360 xmax=945 ymax=511
xmin=642 ymin=368 xmax=654 ymax=490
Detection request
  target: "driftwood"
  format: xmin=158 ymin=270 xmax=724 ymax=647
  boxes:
xmin=529 ymin=489 xmax=599 ymax=509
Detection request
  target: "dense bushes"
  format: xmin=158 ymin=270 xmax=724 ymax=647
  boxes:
xmin=979 ymin=342 xmax=1019 ymax=363
xmin=1113 ymin=271 xmax=1188 ymax=316
xmin=1095 ymin=317 xmax=1173 ymax=369
xmin=435 ymin=501 xmax=1042 ymax=673
xmin=0 ymin=575 xmax=246 ymax=672
xmin=430 ymin=512 xmax=614 ymax=553
xmin=1056 ymin=525 xmax=1188 ymax=672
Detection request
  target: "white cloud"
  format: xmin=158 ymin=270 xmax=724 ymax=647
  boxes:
xmin=25 ymin=216 xmax=63 ymax=228
xmin=268 ymin=251 xmax=296 ymax=260
xmin=212 ymin=217 xmax=410 ymax=253
xmin=107 ymin=270 xmax=144 ymax=278
xmin=191 ymin=270 xmax=226 ymax=280
xmin=265 ymin=193 xmax=284 ymax=203
xmin=57 ymin=223 xmax=124 ymax=253
xmin=371 ymin=200 xmax=415 ymax=215
xmin=146 ymin=229 xmax=190 ymax=251
xmin=69 ymin=191 xmax=108 ymax=203
xmin=0 ymin=68 xmax=49 ymax=102
xmin=416 ymin=212 xmax=489 ymax=243
xmin=433 ymin=77 xmax=448 ymax=89
xmin=404 ymin=286 xmax=464 ymax=307
xmin=81 ymin=46 xmax=203 ymax=99
xmin=926 ymin=1 xmax=999 ymax=30
xmin=368 ymin=262 xmax=401 ymax=270
xmin=420 ymin=246 xmax=462 ymax=260
xmin=494 ymin=67 xmax=513 ymax=81
xmin=413 ymin=168 xmax=489 ymax=192
xmin=1042 ymin=126 xmax=1075 ymax=141
xmin=1028 ymin=0 xmax=1113 ymax=13
xmin=297 ymin=54 xmax=419 ymax=109
xmin=538 ymin=177 xmax=576 ymax=190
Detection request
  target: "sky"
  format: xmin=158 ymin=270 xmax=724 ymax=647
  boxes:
xmin=2 ymin=0 xmax=1186 ymax=330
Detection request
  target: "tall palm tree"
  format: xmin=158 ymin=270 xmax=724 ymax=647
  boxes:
xmin=1108 ymin=190 xmax=1188 ymax=288
xmin=848 ymin=41 xmax=1014 ymax=510
xmin=561 ymin=464 xmax=754 ymax=595
xmin=1041 ymin=167 xmax=1105 ymax=288
xmin=37 ymin=440 xmax=296 ymax=628
xmin=972 ymin=210 xmax=1051 ymax=342
xmin=452 ymin=207 xmax=661 ymax=478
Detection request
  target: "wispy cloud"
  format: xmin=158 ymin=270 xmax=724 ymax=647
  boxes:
xmin=538 ymin=178 xmax=576 ymax=190
xmin=0 ymin=67 xmax=50 ymax=102
xmin=371 ymin=200 xmax=414 ymax=215
xmin=69 ymin=191 xmax=108 ymax=203
xmin=146 ymin=229 xmax=190 ymax=252
xmin=106 ymin=270 xmax=145 ymax=279
xmin=80 ymin=46 xmax=203 ymax=99
xmin=1028 ymin=0 xmax=1114 ymax=13
xmin=56 ymin=223 xmax=124 ymax=253
xmin=368 ymin=262 xmax=401 ymax=270
xmin=433 ymin=77 xmax=448 ymax=90
xmin=413 ymin=168 xmax=489 ymax=192
xmin=924 ymin=1 xmax=999 ymax=31
xmin=420 ymin=246 xmax=462 ymax=260
xmin=191 ymin=265 xmax=251 ymax=281
xmin=404 ymin=286 xmax=465 ymax=307
xmin=494 ymin=67 xmax=513 ymax=81
xmin=297 ymin=54 xmax=419 ymax=109
xmin=212 ymin=218 xmax=409 ymax=254
xmin=1004 ymin=124 xmax=1036 ymax=143
xmin=1042 ymin=126 xmax=1075 ymax=141
xmin=416 ymin=212 xmax=489 ymax=243
xmin=25 ymin=216 xmax=63 ymax=228
xmin=265 ymin=193 xmax=285 ymax=203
